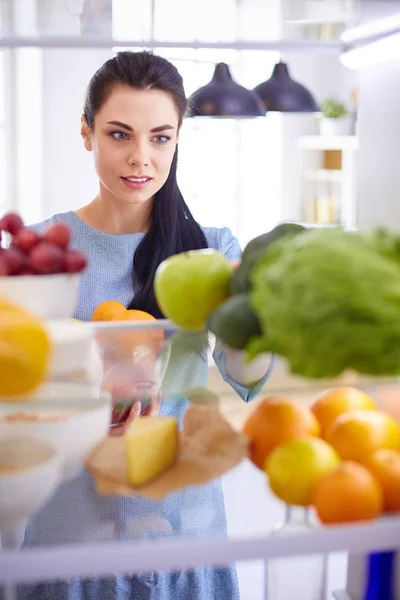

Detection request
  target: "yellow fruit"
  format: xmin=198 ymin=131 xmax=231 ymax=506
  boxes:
xmin=311 ymin=387 xmax=377 ymax=439
xmin=312 ymin=461 xmax=383 ymax=525
xmin=0 ymin=299 xmax=24 ymax=313
xmin=92 ymin=300 xmax=126 ymax=321
xmin=327 ymin=409 xmax=400 ymax=462
xmin=0 ymin=309 xmax=51 ymax=397
xmin=125 ymin=416 xmax=178 ymax=486
xmin=363 ymin=449 xmax=400 ymax=513
xmin=265 ymin=437 xmax=340 ymax=506
xmin=243 ymin=397 xmax=320 ymax=470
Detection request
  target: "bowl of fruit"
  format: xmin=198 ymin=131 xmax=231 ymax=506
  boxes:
xmin=0 ymin=213 xmax=87 ymax=319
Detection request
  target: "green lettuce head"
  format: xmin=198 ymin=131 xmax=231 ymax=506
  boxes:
xmin=247 ymin=228 xmax=400 ymax=378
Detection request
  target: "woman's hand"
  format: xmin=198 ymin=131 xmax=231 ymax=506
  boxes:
xmin=109 ymin=388 xmax=162 ymax=436
xmin=224 ymin=346 xmax=272 ymax=387
xmin=101 ymin=358 xmax=162 ymax=436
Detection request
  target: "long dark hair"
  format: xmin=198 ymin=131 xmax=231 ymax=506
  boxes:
xmin=83 ymin=51 xmax=208 ymax=317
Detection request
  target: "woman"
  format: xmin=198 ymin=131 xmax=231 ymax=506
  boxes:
xmin=20 ymin=51 xmax=272 ymax=600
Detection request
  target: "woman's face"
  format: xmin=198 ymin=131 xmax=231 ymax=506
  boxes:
xmin=81 ymin=86 xmax=179 ymax=206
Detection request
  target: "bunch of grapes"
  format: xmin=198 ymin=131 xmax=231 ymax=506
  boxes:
xmin=0 ymin=213 xmax=88 ymax=276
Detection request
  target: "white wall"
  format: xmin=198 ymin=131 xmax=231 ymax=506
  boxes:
xmin=39 ymin=0 xmax=111 ymax=219
xmin=356 ymin=0 xmax=400 ymax=230
xmin=41 ymin=46 xmax=110 ymax=218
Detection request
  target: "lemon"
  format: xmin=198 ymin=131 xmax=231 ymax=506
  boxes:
xmin=0 ymin=304 xmax=51 ymax=397
xmin=265 ymin=437 xmax=340 ymax=506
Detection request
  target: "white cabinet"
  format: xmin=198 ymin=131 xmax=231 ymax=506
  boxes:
xmin=297 ymin=135 xmax=359 ymax=229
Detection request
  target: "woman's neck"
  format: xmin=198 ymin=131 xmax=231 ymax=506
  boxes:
xmin=75 ymin=192 xmax=153 ymax=235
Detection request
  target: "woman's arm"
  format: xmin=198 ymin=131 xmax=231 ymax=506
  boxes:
xmin=213 ymin=339 xmax=274 ymax=403
xmin=211 ymin=227 xmax=274 ymax=402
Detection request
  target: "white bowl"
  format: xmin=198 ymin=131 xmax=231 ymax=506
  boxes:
xmin=0 ymin=382 xmax=112 ymax=480
xmin=0 ymin=437 xmax=61 ymax=533
xmin=0 ymin=273 xmax=79 ymax=319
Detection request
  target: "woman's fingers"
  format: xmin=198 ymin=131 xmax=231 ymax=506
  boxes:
xmin=126 ymin=400 xmax=142 ymax=423
xmin=109 ymin=400 xmax=142 ymax=436
xmin=141 ymin=390 xmax=162 ymax=417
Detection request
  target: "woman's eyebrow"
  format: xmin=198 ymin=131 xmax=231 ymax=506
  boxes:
xmin=106 ymin=120 xmax=133 ymax=131
xmin=150 ymin=124 xmax=175 ymax=133
xmin=106 ymin=121 xmax=175 ymax=133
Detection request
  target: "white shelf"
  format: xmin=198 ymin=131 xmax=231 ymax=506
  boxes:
xmin=285 ymin=18 xmax=351 ymax=25
xmin=283 ymin=0 xmax=359 ymax=27
xmin=1 ymin=516 xmax=399 ymax=585
xmin=332 ymin=592 xmax=354 ymax=600
xmin=303 ymin=169 xmax=343 ymax=182
xmin=0 ymin=35 xmax=344 ymax=53
xmin=298 ymin=136 xmax=359 ymax=151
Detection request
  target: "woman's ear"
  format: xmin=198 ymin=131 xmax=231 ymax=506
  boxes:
xmin=81 ymin=115 xmax=93 ymax=152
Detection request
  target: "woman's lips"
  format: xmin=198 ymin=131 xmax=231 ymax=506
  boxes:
xmin=121 ymin=176 xmax=152 ymax=190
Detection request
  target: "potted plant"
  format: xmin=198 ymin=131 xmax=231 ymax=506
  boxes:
xmin=319 ymin=98 xmax=351 ymax=136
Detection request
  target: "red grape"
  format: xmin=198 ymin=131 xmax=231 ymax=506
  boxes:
xmin=63 ymin=249 xmax=88 ymax=273
xmin=29 ymin=242 xmax=64 ymax=274
xmin=43 ymin=222 xmax=71 ymax=250
xmin=0 ymin=213 xmax=24 ymax=236
xmin=3 ymin=248 xmax=27 ymax=275
xmin=13 ymin=227 xmax=40 ymax=253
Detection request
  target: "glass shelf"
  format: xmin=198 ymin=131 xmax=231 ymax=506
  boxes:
xmin=0 ymin=35 xmax=344 ymax=53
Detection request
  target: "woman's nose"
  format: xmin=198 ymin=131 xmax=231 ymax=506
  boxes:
xmin=127 ymin=142 xmax=149 ymax=167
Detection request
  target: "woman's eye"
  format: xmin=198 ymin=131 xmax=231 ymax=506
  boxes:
xmin=152 ymin=135 xmax=170 ymax=144
xmin=111 ymin=131 xmax=129 ymax=141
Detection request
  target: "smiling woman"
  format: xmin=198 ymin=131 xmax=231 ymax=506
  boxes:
xmin=23 ymin=50 xmax=273 ymax=600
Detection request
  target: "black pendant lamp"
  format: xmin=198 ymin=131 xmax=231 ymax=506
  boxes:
xmin=253 ymin=62 xmax=320 ymax=113
xmin=189 ymin=63 xmax=265 ymax=118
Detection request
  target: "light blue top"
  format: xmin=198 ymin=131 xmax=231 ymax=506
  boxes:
xmin=19 ymin=211 xmax=273 ymax=600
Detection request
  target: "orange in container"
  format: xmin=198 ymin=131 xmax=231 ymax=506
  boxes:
xmin=110 ymin=309 xmax=164 ymax=362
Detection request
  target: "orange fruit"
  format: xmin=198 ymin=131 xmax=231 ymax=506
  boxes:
xmin=116 ymin=309 xmax=157 ymax=322
xmin=114 ymin=309 xmax=164 ymax=342
xmin=243 ymin=397 xmax=320 ymax=470
xmin=363 ymin=449 xmax=400 ymax=513
xmin=265 ymin=437 xmax=340 ymax=506
xmin=311 ymin=387 xmax=376 ymax=439
xmin=110 ymin=309 xmax=164 ymax=360
xmin=312 ymin=461 xmax=383 ymax=524
xmin=326 ymin=409 xmax=400 ymax=462
xmin=92 ymin=300 xmax=126 ymax=322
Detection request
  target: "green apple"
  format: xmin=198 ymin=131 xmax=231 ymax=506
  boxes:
xmin=154 ymin=249 xmax=233 ymax=330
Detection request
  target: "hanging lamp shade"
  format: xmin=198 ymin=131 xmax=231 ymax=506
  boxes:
xmin=253 ymin=62 xmax=320 ymax=113
xmin=189 ymin=63 xmax=266 ymax=118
